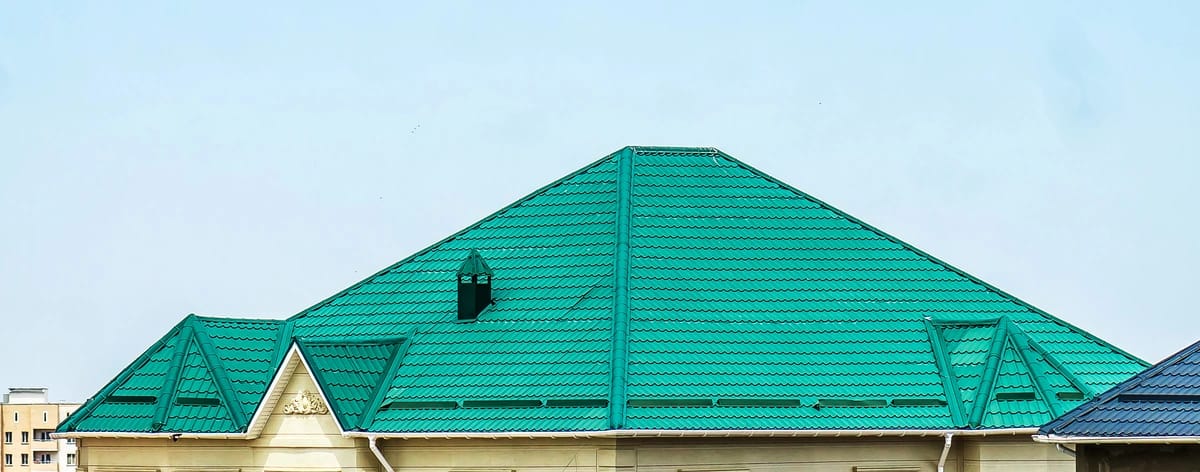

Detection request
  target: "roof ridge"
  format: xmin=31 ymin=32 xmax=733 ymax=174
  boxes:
xmin=357 ymin=329 xmax=417 ymax=431
xmin=191 ymin=316 xmax=249 ymax=428
xmin=709 ymin=149 xmax=1148 ymax=369
xmin=1042 ymin=338 xmax=1200 ymax=434
xmin=191 ymin=315 xmax=285 ymax=324
xmin=287 ymin=148 xmax=627 ymax=322
xmin=969 ymin=319 xmax=1010 ymax=427
xmin=608 ymin=147 xmax=635 ymax=429
xmin=57 ymin=314 xmax=194 ymax=433
xmin=150 ymin=318 xmax=196 ymax=431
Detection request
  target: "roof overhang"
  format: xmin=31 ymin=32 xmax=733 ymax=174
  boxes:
xmin=55 ymin=427 xmax=1038 ymax=441
xmin=1035 ymin=434 xmax=1200 ymax=444
xmin=341 ymin=427 xmax=1038 ymax=440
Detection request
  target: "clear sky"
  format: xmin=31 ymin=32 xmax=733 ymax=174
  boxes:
xmin=1 ymin=2 xmax=1197 ymax=401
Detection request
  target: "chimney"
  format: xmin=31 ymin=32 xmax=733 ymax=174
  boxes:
xmin=457 ymin=249 xmax=493 ymax=321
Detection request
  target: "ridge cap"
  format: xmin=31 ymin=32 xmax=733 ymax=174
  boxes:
xmin=710 ymin=149 xmax=1148 ymax=369
xmin=608 ymin=147 xmax=635 ymax=429
xmin=191 ymin=318 xmax=249 ymax=428
xmin=288 ymin=148 xmax=627 ymax=322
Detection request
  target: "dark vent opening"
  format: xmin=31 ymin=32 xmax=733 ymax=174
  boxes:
xmin=1118 ymin=393 xmax=1200 ymax=403
xmin=545 ymin=399 xmax=609 ymax=408
xmin=815 ymin=398 xmax=888 ymax=408
xmin=461 ymin=400 xmax=543 ymax=409
xmin=891 ymin=398 xmax=949 ymax=407
xmin=627 ymin=399 xmax=713 ymax=408
xmin=457 ymin=249 xmax=494 ymax=321
xmin=1056 ymin=392 xmax=1086 ymax=401
xmin=105 ymin=395 xmax=156 ymax=404
xmin=716 ymin=398 xmax=804 ymax=407
xmin=381 ymin=401 xmax=459 ymax=410
xmin=995 ymin=392 xmax=1037 ymax=401
xmin=174 ymin=397 xmax=221 ymax=406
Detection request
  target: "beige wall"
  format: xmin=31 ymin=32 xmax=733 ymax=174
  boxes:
xmin=0 ymin=401 xmax=81 ymax=472
xmin=76 ymin=363 xmax=1073 ymax=472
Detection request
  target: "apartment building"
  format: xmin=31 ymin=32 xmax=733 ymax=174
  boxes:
xmin=0 ymin=388 xmax=79 ymax=472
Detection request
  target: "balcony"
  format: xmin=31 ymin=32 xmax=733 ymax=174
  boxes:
xmin=30 ymin=439 xmax=58 ymax=451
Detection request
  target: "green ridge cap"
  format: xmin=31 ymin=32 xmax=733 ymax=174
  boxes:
xmin=57 ymin=316 xmax=192 ymax=433
xmin=924 ymin=319 xmax=965 ymax=427
xmin=151 ymin=321 xmax=195 ymax=431
xmin=191 ymin=318 xmax=248 ymax=428
xmin=969 ymin=320 xmax=1009 ymax=427
xmin=1006 ymin=334 xmax=1061 ymax=417
xmin=608 ymin=146 xmax=634 ymax=429
xmin=357 ymin=330 xmax=415 ymax=431
xmin=1009 ymin=323 xmax=1095 ymax=399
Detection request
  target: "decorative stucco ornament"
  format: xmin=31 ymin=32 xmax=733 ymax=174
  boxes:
xmin=282 ymin=390 xmax=329 ymax=415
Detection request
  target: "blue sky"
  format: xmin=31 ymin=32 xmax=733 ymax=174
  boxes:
xmin=1 ymin=1 xmax=1197 ymax=401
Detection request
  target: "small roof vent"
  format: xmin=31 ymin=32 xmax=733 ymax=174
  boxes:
xmin=457 ymin=249 xmax=493 ymax=321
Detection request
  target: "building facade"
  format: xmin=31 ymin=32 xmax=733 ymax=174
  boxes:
xmin=58 ymin=147 xmax=1147 ymax=471
xmin=1 ymin=388 xmax=79 ymax=472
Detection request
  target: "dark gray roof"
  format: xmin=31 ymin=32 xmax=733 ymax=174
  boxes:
xmin=1039 ymin=339 xmax=1200 ymax=438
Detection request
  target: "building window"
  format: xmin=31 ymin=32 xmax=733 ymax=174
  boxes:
xmin=13 ymin=411 xmax=18 ymax=422
xmin=34 ymin=453 xmax=51 ymax=465
xmin=21 ymin=431 xmax=28 ymax=444
xmin=3 ymin=431 xmax=10 ymax=443
xmin=3 ymin=455 xmax=10 ymax=466
xmin=20 ymin=454 xmax=28 ymax=466
xmin=67 ymin=454 xmax=76 ymax=465
xmin=66 ymin=437 xmax=76 ymax=444
xmin=43 ymin=411 xmax=48 ymax=422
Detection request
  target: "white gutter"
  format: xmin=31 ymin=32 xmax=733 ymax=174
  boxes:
xmin=1055 ymin=444 xmax=1076 ymax=457
xmin=1035 ymin=434 xmax=1200 ymax=444
xmin=367 ymin=435 xmax=396 ymax=472
xmin=937 ymin=433 xmax=953 ymax=472
xmin=342 ymin=427 xmax=1036 ymax=440
xmin=57 ymin=427 xmax=1038 ymax=441
xmin=51 ymin=432 xmax=248 ymax=440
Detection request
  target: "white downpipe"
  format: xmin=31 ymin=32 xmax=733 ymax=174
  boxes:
xmin=1056 ymin=444 xmax=1077 ymax=457
xmin=368 ymin=435 xmax=396 ymax=472
xmin=937 ymin=433 xmax=953 ymax=472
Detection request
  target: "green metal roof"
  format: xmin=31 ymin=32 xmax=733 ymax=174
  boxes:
xmin=60 ymin=146 xmax=1148 ymax=435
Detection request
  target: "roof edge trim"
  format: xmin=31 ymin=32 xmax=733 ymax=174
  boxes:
xmin=923 ymin=319 xmax=964 ymax=427
xmin=711 ymin=149 xmax=1148 ymax=369
xmin=192 ymin=317 xmax=248 ymax=427
xmin=57 ymin=314 xmax=195 ymax=433
xmin=1035 ymin=434 xmax=1200 ymax=444
xmin=357 ymin=329 xmax=417 ymax=431
xmin=343 ymin=427 xmax=1038 ymax=440
xmin=287 ymin=148 xmax=627 ymax=322
xmin=150 ymin=322 xmax=195 ymax=431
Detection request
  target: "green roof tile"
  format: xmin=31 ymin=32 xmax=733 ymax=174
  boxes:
xmin=62 ymin=147 xmax=1148 ymax=435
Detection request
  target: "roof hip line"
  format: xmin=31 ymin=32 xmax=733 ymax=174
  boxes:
xmin=608 ymin=146 xmax=635 ymax=429
xmin=192 ymin=318 xmax=248 ymax=427
xmin=151 ymin=320 xmax=195 ymax=431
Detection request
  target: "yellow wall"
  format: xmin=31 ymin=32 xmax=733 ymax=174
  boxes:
xmin=0 ymin=401 xmax=80 ymax=472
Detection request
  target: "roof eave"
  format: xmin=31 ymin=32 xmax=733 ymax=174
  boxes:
xmin=343 ymin=428 xmax=1038 ymax=440
xmin=55 ymin=427 xmax=1039 ymax=441
xmin=1035 ymin=434 xmax=1200 ymax=444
